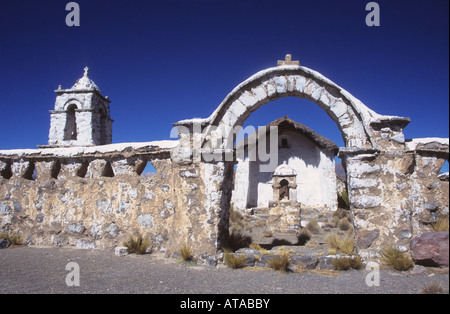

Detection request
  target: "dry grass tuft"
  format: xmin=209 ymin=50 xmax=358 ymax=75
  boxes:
xmin=419 ymin=282 xmax=446 ymax=294
xmin=381 ymin=247 xmax=414 ymax=271
xmin=226 ymin=231 xmax=252 ymax=252
xmin=0 ymin=232 xmax=23 ymax=247
xmin=180 ymin=243 xmax=193 ymax=261
xmin=338 ymin=218 xmax=352 ymax=231
xmin=249 ymin=243 xmax=270 ymax=255
xmin=306 ymin=220 xmax=321 ymax=234
xmin=123 ymin=234 xmax=151 ymax=255
xmin=224 ymin=249 xmax=246 ymax=269
xmin=326 ymin=233 xmax=354 ymax=254
xmin=332 ymin=256 xmax=363 ymax=271
xmin=267 ymin=253 xmax=291 ymax=273
xmin=297 ymin=228 xmax=312 ymax=245
xmin=432 ymin=217 xmax=449 ymax=232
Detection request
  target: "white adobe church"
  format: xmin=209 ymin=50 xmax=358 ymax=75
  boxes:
xmin=232 ymin=116 xmax=339 ymax=212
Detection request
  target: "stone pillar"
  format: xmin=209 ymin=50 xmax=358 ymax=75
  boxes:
xmin=112 ymin=157 xmax=147 ymax=176
xmin=35 ymin=160 xmax=61 ymax=180
xmin=11 ymin=160 xmax=35 ymax=180
xmin=341 ymin=147 xmax=428 ymax=260
xmin=48 ymin=111 xmax=66 ymax=146
xmin=75 ymin=110 xmax=96 ymax=146
xmin=340 ymin=148 xmax=383 ymax=259
xmin=59 ymin=159 xmax=89 ymax=178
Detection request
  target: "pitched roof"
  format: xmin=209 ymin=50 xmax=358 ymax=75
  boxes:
xmin=236 ymin=116 xmax=339 ymax=154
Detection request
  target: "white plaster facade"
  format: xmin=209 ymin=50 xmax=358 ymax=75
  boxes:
xmin=232 ymin=117 xmax=338 ymax=211
xmin=44 ymin=67 xmax=113 ymax=148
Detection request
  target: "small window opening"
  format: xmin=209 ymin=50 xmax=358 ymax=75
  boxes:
xmin=279 ymin=179 xmax=290 ymax=200
xmin=281 ymin=138 xmax=289 ymax=148
xmin=99 ymin=108 xmax=107 ymax=145
xmin=439 ymin=160 xmax=449 ymax=174
xmin=101 ymin=161 xmax=115 ymax=178
xmin=23 ymin=161 xmax=36 ymax=181
xmin=64 ymin=105 xmax=78 ymax=141
xmin=1 ymin=161 xmax=13 ymax=179
xmin=140 ymin=161 xmax=157 ymax=178
xmin=438 ymin=160 xmax=449 ymax=182
xmin=76 ymin=161 xmax=89 ymax=178
xmin=50 ymin=160 xmax=61 ymax=179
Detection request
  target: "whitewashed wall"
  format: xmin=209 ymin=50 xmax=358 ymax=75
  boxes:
xmin=232 ymin=129 xmax=337 ymax=210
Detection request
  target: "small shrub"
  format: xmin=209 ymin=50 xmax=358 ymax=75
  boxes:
xmin=0 ymin=232 xmax=23 ymax=247
xmin=229 ymin=205 xmax=247 ymax=231
xmin=332 ymin=256 xmax=363 ymax=271
xmin=432 ymin=217 xmax=449 ymax=232
xmin=268 ymin=253 xmax=291 ymax=273
xmin=297 ymin=228 xmax=312 ymax=245
xmin=180 ymin=243 xmax=193 ymax=261
xmin=326 ymin=233 xmax=354 ymax=254
xmin=338 ymin=218 xmax=352 ymax=231
xmin=381 ymin=247 xmax=414 ymax=271
xmin=224 ymin=249 xmax=246 ymax=269
xmin=123 ymin=234 xmax=150 ymax=255
xmin=337 ymin=190 xmax=350 ymax=209
xmin=420 ymin=282 xmax=446 ymax=294
xmin=226 ymin=231 xmax=252 ymax=252
xmin=306 ymin=220 xmax=321 ymax=234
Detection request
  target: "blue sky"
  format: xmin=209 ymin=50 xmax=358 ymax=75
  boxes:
xmin=0 ymin=0 xmax=448 ymax=169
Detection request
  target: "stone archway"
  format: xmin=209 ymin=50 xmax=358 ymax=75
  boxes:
xmin=202 ymin=57 xmax=391 ymax=150
xmin=173 ymin=55 xmax=412 ymax=258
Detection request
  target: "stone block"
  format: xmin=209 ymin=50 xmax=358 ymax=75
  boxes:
xmin=356 ymin=230 xmax=379 ymax=248
xmin=349 ymin=178 xmax=378 ymax=189
xmin=273 ymin=76 xmax=287 ymax=94
xmin=424 ymin=202 xmax=439 ymax=212
xmin=352 ymin=195 xmax=381 ymax=209
xmin=137 ymin=214 xmax=154 ymax=228
xmin=0 ymin=238 xmax=10 ymax=249
xmin=115 ymin=246 xmax=129 ymax=257
xmin=238 ymin=91 xmax=259 ymax=109
xmin=289 ymin=255 xmax=319 ymax=270
xmin=66 ymin=222 xmax=85 ymax=235
xmin=410 ymin=231 xmax=449 ymax=267
xmin=76 ymin=239 xmax=96 ymax=249
xmin=251 ymin=85 xmax=268 ymax=102
xmin=294 ymin=76 xmax=307 ymax=93
xmin=317 ymin=256 xmax=335 ymax=270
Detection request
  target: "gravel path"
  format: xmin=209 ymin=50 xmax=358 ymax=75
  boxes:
xmin=0 ymin=247 xmax=448 ymax=295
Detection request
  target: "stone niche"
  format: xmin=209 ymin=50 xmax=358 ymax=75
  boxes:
xmin=268 ymin=162 xmax=301 ymax=234
xmin=272 ymin=161 xmax=298 ymax=203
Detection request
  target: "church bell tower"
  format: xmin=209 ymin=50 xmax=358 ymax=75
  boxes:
xmin=42 ymin=67 xmax=113 ymax=148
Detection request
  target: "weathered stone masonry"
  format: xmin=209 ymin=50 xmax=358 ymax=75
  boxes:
xmin=0 ymin=142 xmax=227 ymax=258
xmin=1 ymin=56 xmax=448 ymax=262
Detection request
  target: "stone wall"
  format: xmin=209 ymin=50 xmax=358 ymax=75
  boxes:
xmin=0 ymin=141 xmax=222 ymax=261
xmin=340 ymin=138 xmax=449 ymax=260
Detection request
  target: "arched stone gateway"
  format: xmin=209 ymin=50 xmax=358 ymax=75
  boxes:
xmin=173 ymin=55 xmax=447 ymax=260
xmin=0 ymin=60 xmax=447 ymax=264
xmin=175 ymin=55 xmax=410 ymax=152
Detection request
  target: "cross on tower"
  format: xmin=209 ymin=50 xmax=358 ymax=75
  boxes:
xmin=277 ymin=54 xmax=300 ymax=66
